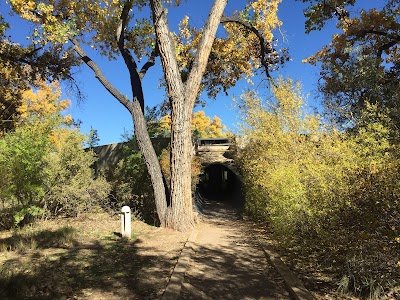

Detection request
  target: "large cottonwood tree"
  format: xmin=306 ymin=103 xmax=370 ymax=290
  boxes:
xmin=11 ymin=0 xmax=284 ymax=230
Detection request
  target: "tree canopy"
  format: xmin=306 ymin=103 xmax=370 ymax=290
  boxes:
xmin=0 ymin=12 xmax=79 ymax=131
xmin=301 ymin=0 xmax=400 ymax=126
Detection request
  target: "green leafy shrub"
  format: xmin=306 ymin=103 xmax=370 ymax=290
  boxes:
xmin=0 ymin=121 xmax=50 ymax=208
xmin=0 ymin=81 xmax=110 ymax=227
xmin=13 ymin=205 xmax=45 ymax=227
xmin=44 ymin=128 xmax=110 ymax=217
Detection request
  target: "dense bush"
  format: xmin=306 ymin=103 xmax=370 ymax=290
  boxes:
xmin=0 ymin=121 xmax=50 ymax=212
xmin=237 ymin=78 xmax=400 ymax=298
xmin=44 ymin=128 xmax=110 ymax=217
xmin=0 ymin=81 xmax=110 ymax=227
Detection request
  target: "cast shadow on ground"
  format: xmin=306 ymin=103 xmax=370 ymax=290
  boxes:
xmin=0 ymin=228 xmax=176 ymax=300
xmin=181 ymin=200 xmax=291 ymax=299
xmin=181 ymin=242 xmax=290 ymax=300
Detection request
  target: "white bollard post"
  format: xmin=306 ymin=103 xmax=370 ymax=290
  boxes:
xmin=120 ymin=206 xmax=131 ymax=239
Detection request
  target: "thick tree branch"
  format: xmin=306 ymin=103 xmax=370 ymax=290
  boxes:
xmin=116 ymin=3 xmax=158 ymax=80
xmin=367 ymin=31 xmax=399 ymax=57
xmin=116 ymin=0 xmax=147 ymax=112
xmin=70 ymin=37 xmax=133 ymax=112
xmin=378 ymin=39 xmax=399 ymax=57
xmin=359 ymin=29 xmax=400 ymax=39
xmin=0 ymin=45 xmax=45 ymax=70
xmin=221 ymin=16 xmax=277 ymax=86
xmin=0 ymin=52 xmax=33 ymax=67
xmin=23 ymin=46 xmax=44 ymax=58
xmin=185 ymin=0 xmax=228 ymax=106
xmin=139 ymin=47 xmax=158 ymax=79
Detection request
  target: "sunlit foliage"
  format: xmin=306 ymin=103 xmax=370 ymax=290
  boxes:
xmin=10 ymin=0 xmax=152 ymax=58
xmin=302 ymin=0 xmax=400 ymax=127
xmin=44 ymin=126 xmax=110 ymax=217
xmin=0 ymin=12 xmax=79 ymax=131
xmin=18 ymin=80 xmax=72 ymax=124
xmin=237 ymin=77 xmax=400 ymax=297
xmin=171 ymin=0 xmax=287 ymax=99
xmin=10 ymin=0 xmax=286 ymax=99
xmin=157 ymin=110 xmax=227 ymax=139
xmin=0 ymin=80 xmax=109 ymax=227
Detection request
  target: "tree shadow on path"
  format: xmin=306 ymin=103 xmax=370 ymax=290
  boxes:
xmin=181 ymin=200 xmax=290 ymax=300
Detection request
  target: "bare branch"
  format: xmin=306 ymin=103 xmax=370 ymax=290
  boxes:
xmin=139 ymin=46 xmax=159 ymax=79
xmin=70 ymin=37 xmax=133 ymax=112
xmin=220 ymin=16 xmax=277 ymax=87
xmin=116 ymin=0 xmax=147 ymax=112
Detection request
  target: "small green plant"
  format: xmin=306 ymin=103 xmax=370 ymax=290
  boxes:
xmin=337 ymin=275 xmax=351 ymax=295
xmin=366 ymin=278 xmax=383 ymax=300
xmin=13 ymin=205 xmax=45 ymax=227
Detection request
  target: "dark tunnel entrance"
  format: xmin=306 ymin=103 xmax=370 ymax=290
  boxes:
xmin=196 ymin=163 xmax=244 ymax=210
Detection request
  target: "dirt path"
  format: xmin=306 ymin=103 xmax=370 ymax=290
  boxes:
xmin=179 ymin=200 xmax=291 ymax=300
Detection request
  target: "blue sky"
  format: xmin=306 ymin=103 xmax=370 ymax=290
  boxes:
xmin=1 ymin=0 xmax=374 ymax=145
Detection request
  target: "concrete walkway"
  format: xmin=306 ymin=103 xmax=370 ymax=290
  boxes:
xmin=178 ymin=200 xmax=291 ymax=300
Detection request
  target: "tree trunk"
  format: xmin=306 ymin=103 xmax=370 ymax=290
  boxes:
xmin=115 ymin=2 xmax=169 ymax=226
xmin=130 ymin=98 xmax=168 ymax=226
xmin=166 ymin=97 xmax=195 ymax=230
xmin=151 ymin=0 xmax=227 ymax=230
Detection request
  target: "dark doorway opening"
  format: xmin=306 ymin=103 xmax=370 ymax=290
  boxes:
xmin=197 ymin=163 xmax=244 ymax=210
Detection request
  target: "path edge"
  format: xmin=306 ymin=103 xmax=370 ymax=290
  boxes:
xmin=261 ymin=244 xmax=315 ymax=300
xmin=161 ymin=229 xmax=198 ymax=300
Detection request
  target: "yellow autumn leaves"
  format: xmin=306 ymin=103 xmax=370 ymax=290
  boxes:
xmin=251 ymin=0 xmax=282 ymax=42
xmin=18 ymin=80 xmax=72 ymax=124
xmin=304 ymin=5 xmax=399 ymax=66
xmin=171 ymin=0 xmax=283 ymax=97
xmin=13 ymin=79 xmax=77 ymax=153
xmin=158 ymin=110 xmax=227 ymax=139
